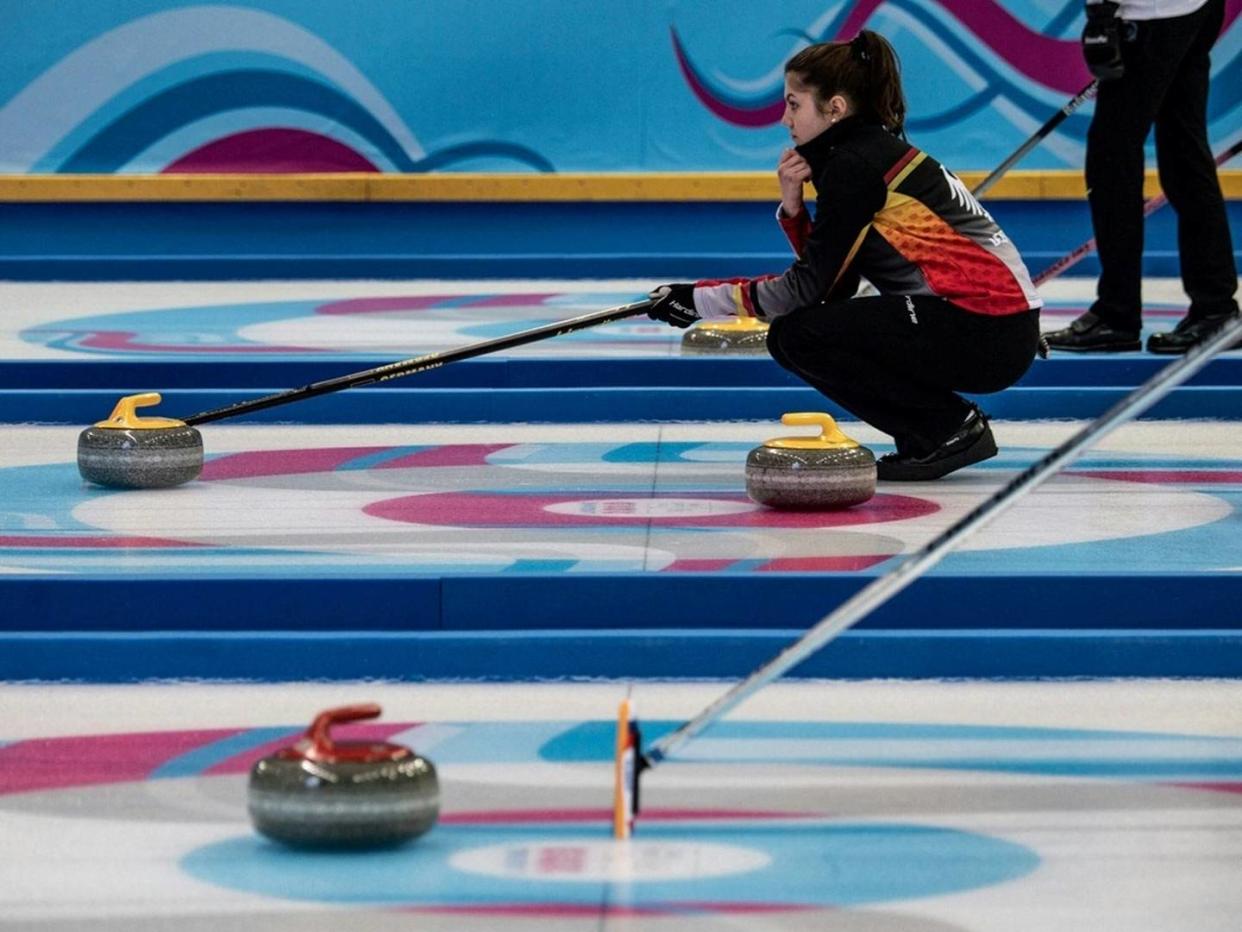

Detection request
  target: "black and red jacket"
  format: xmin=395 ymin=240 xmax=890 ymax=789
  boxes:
xmin=693 ymin=116 xmax=1042 ymax=321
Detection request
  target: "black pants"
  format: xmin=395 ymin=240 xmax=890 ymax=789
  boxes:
xmin=1087 ymin=0 xmax=1237 ymax=327
xmin=767 ymin=296 xmax=1039 ymax=456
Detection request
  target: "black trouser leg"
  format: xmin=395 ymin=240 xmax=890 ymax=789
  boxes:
xmin=1087 ymin=0 xmax=1233 ymax=328
xmin=1086 ymin=30 xmax=1170 ymax=326
xmin=1153 ymin=0 xmax=1238 ymax=320
xmin=766 ymin=296 xmax=1038 ymax=456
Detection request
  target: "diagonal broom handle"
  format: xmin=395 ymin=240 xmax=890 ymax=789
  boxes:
xmin=642 ymin=309 xmax=1242 ymax=770
xmin=1033 ymin=136 xmax=1242 ymax=286
xmin=972 ymin=80 xmax=1097 ymax=200
xmin=184 ymin=298 xmax=654 ymax=426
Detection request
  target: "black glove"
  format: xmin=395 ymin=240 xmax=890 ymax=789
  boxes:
xmin=647 ymin=283 xmax=700 ymax=328
xmin=1082 ymin=0 xmax=1124 ymax=81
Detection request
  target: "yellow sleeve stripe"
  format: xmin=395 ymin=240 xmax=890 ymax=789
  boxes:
xmin=731 ymin=284 xmax=752 ymax=318
xmin=886 ymin=151 xmax=927 ymax=192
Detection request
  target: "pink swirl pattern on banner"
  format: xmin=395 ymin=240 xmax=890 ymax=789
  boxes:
xmin=835 ymin=0 xmax=1091 ymax=94
xmin=164 ymin=128 xmax=380 ymax=173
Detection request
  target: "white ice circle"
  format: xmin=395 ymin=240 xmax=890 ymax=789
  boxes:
xmin=450 ymin=838 xmax=771 ymax=883
xmin=543 ymin=498 xmax=758 ymax=519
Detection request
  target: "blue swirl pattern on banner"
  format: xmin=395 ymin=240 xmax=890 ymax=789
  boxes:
xmin=57 ymin=70 xmax=554 ymax=173
xmin=672 ymin=1 xmax=1092 ymax=135
xmin=59 ymin=70 xmax=419 ymax=173
xmin=0 ymin=1 xmax=1236 ymax=173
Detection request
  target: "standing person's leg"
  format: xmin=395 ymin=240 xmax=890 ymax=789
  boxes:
xmin=1046 ymin=14 xmax=1181 ymax=350
xmin=766 ymin=296 xmax=1038 ymax=478
xmin=1147 ymin=0 xmax=1239 ymax=352
xmin=1084 ymin=27 xmax=1166 ymax=332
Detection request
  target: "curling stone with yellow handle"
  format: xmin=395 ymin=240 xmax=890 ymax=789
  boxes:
xmin=681 ymin=316 xmax=769 ymax=354
xmin=745 ymin=412 xmax=876 ymax=509
xmin=77 ymin=393 xmax=204 ymax=489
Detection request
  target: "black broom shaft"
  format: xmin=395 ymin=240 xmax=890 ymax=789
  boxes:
xmin=184 ymin=298 xmax=653 ymax=426
xmin=972 ymin=80 xmax=1097 ymax=200
xmin=1034 ymin=136 xmax=1242 ymax=286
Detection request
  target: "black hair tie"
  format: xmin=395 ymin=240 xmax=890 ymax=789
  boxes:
xmin=850 ymin=33 xmax=870 ymax=63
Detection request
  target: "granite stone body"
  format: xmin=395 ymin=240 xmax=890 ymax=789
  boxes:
xmin=681 ymin=323 xmax=770 ymax=354
xmin=77 ymin=425 xmax=203 ymax=489
xmin=745 ymin=443 xmax=877 ymax=509
xmin=77 ymin=427 xmax=202 ymax=492
xmin=248 ymin=752 xmax=440 ymax=847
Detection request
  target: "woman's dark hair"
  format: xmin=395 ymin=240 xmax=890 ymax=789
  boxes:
xmin=784 ymin=30 xmax=906 ymax=136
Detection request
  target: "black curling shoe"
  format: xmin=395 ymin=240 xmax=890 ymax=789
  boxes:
xmin=877 ymin=409 xmax=998 ymax=482
xmin=1043 ymin=311 xmax=1141 ymax=352
xmin=1146 ymin=310 xmax=1241 ymax=354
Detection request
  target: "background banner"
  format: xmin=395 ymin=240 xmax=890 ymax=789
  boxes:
xmin=0 ymin=0 xmax=1237 ymax=174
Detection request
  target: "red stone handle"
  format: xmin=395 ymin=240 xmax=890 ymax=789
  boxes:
xmin=306 ymin=704 xmax=382 ymax=755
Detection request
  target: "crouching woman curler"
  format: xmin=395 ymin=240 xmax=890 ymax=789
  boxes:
xmin=648 ymin=31 xmax=1044 ymax=481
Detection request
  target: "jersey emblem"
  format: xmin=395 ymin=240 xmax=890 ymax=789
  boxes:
xmin=941 ymin=165 xmax=994 ymax=222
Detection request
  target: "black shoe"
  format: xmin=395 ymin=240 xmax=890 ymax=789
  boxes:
xmin=1146 ymin=310 xmax=1241 ymax=354
xmin=877 ymin=409 xmax=998 ymax=481
xmin=1044 ymin=311 xmax=1141 ymax=352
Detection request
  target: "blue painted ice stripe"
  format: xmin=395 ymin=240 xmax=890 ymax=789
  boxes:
xmin=334 ymin=446 xmax=431 ymax=470
xmin=725 ymin=559 xmax=775 ymax=571
xmin=6 ymin=355 xmax=1240 ymax=390
xmin=4 ymin=574 xmax=1239 ymax=632
xmin=0 ymin=629 xmax=713 ymax=640
xmin=539 ymin=718 xmax=1242 ymax=752
xmin=2 ymin=627 xmax=1240 ymax=680
xmin=9 ymin=385 xmax=1242 ymax=424
xmin=430 ymin=295 xmax=499 ymax=308
xmin=5 ymin=628 xmax=1231 ymax=641
xmin=437 ymin=576 xmax=1242 ymax=632
xmin=602 ymin=442 xmax=706 ymax=462
xmin=182 ymin=818 xmax=1040 ymax=909
xmin=819 ymin=759 xmax=1242 ymax=778
xmin=149 ymin=726 xmax=299 ymax=779
xmin=505 ymin=560 xmax=578 ymax=572
xmin=408 ymin=722 xmax=574 ymax=763
xmin=674 ymin=753 xmax=1242 ymax=779
xmin=657 ymin=719 xmax=1242 ymax=743
xmin=676 ymin=737 xmax=1242 ymax=767
xmin=7 ymin=198 xmax=1231 ymax=282
xmin=539 ymin=721 xmax=1242 ymax=778
xmin=845 ymin=629 xmax=1242 ymax=638
xmin=2 ymin=254 xmax=1215 ymax=283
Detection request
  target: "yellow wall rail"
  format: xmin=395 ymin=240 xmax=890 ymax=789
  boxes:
xmin=1 ymin=170 xmax=1238 ymax=203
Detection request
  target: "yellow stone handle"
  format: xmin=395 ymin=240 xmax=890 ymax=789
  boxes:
xmin=94 ymin=392 xmax=187 ymax=430
xmin=763 ymin=412 xmax=860 ymax=450
xmin=733 ymin=316 xmax=767 ymax=329
xmin=695 ymin=315 xmax=767 ymax=332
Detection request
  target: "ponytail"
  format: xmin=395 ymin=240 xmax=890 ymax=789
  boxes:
xmin=785 ymin=30 xmax=907 ymax=137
